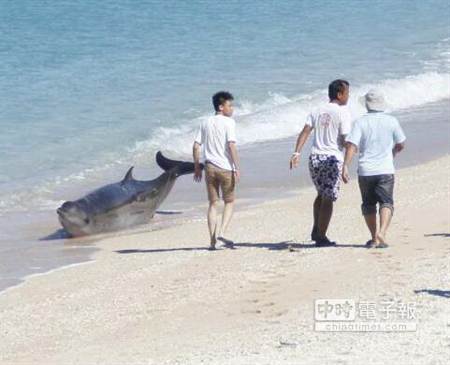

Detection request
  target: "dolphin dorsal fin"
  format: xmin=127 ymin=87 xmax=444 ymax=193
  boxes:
xmin=122 ymin=166 xmax=134 ymax=183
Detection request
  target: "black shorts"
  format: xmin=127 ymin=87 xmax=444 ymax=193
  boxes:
xmin=358 ymin=174 xmax=394 ymax=215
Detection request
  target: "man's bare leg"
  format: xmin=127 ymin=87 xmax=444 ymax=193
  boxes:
xmin=312 ymin=195 xmax=322 ymax=239
xmin=208 ymin=201 xmax=219 ymax=249
xmin=220 ymin=201 xmax=234 ymax=237
xmin=317 ymin=197 xmax=333 ymax=239
xmin=363 ymin=213 xmax=377 ymax=244
xmin=217 ymin=201 xmax=235 ymax=247
xmin=377 ymin=207 xmax=392 ymax=245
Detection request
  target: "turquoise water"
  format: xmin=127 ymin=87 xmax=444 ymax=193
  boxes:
xmin=0 ymin=0 xmax=449 ymax=214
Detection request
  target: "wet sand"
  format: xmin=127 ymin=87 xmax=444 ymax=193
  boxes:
xmin=0 ymin=100 xmax=449 ymax=294
xmin=0 ymin=152 xmax=449 ymax=364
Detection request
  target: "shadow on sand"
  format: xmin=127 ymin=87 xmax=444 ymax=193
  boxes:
xmin=116 ymin=240 xmax=367 ymax=254
xmin=414 ymin=289 xmax=450 ymax=298
xmin=423 ymin=233 xmax=450 ymax=238
xmin=39 ymin=228 xmax=71 ymax=241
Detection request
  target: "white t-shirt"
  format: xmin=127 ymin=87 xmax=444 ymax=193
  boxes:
xmin=346 ymin=112 xmax=406 ymax=176
xmin=305 ymin=103 xmax=352 ymax=161
xmin=194 ymin=114 xmax=237 ymax=171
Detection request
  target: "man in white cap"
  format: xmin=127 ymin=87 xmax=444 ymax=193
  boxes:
xmin=342 ymin=89 xmax=406 ymax=248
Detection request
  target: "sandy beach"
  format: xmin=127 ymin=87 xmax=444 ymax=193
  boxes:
xmin=0 ymin=154 xmax=449 ymax=365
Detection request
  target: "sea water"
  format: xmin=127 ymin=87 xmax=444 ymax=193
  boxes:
xmin=0 ymin=0 xmax=449 ymax=291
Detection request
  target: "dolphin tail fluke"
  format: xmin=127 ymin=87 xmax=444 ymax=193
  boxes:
xmin=156 ymin=151 xmax=203 ymax=176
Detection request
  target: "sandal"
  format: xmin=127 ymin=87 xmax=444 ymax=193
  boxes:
xmin=315 ymin=237 xmax=337 ymax=247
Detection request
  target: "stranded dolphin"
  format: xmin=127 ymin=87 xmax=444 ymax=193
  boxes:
xmin=57 ymin=152 xmax=202 ymax=237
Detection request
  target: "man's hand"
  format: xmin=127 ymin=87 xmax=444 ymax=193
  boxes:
xmin=290 ymin=153 xmax=300 ymax=169
xmin=233 ymin=170 xmax=240 ymax=184
xmin=194 ymin=166 xmax=202 ymax=182
xmin=342 ymin=164 xmax=350 ymax=184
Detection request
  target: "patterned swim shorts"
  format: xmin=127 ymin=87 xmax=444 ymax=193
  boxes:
xmin=308 ymin=154 xmax=343 ymax=201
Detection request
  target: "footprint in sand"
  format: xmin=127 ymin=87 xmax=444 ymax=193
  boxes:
xmin=272 ymin=309 xmax=289 ymax=317
xmin=241 ymin=309 xmax=262 ymax=314
xmin=279 ymin=259 xmax=297 ymax=267
xmin=261 ymin=302 xmax=276 ymax=307
xmin=370 ymin=252 xmax=384 ymax=256
xmin=249 ymin=289 xmax=267 ymax=294
xmin=393 ymin=281 xmax=406 ymax=286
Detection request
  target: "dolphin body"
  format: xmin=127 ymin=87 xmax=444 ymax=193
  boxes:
xmin=57 ymin=152 xmax=200 ymax=237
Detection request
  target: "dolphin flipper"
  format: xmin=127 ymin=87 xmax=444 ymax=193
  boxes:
xmin=156 ymin=151 xmax=203 ymax=176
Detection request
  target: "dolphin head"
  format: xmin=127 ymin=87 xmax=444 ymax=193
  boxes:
xmin=57 ymin=201 xmax=91 ymax=236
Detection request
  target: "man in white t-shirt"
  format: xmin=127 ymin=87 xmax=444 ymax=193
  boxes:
xmin=342 ymin=89 xmax=406 ymax=248
xmin=290 ymin=80 xmax=351 ymax=246
xmin=193 ymin=91 xmax=240 ymax=250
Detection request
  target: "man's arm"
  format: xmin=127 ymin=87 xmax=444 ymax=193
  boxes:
xmin=193 ymin=142 xmax=202 ymax=182
xmin=290 ymin=124 xmax=313 ymax=169
xmin=393 ymin=142 xmax=405 ymax=157
xmin=228 ymin=141 xmax=240 ymax=183
xmin=342 ymin=142 xmax=357 ymax=184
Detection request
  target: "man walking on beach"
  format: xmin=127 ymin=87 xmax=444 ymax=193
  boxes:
xmin=342 ymin=90 xmax=406 ymax=248
xmin=290 ymin=80 xmax=351 ymax=246
xmin=193 ymin=91 xmax=240 ymax=250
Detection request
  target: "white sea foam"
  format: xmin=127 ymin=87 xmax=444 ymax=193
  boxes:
xmin=131 ymin=72 xmax=450 ymax=158
xmin=0 ymin=72 xmax=448 ymax=214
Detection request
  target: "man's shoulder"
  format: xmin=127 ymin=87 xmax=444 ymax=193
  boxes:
xmin=211 ymin=114 xmax=235 ymax=123
xmin=356 ymin=112 xmax=398 ymax=128
xmin=377 ymin=113 xmax=399 ymax=126
xmin=322 ymin=103 xmax=350 ymax=118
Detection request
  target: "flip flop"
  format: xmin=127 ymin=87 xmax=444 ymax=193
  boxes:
xmin=365 ymin=240 xmax=376 ymax=248
xmin=218 ymin=236 xmax=235 ymax=248
xmin=375 ymin=242 xmax=389 ymax=249
xmin=315 ymin=237 xmax=337 ymax=247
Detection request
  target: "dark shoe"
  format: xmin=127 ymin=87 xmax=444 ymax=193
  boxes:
xmin=311 ymin=226 xmax=319 ymax=242
xmin=365 ymin=240 xmax=376 ymax=248
xmin=315 ymin=237 xmax=336 ymax=247
xmin=218 ymin=236 xmax=235 ymax=249
xmin=209 ymin=235 xmax=217 ymax=250
xmin=375 ymin=242 xmax=389 ymax=249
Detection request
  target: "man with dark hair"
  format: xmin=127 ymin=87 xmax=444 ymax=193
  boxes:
xmin=212 ymin=91 xmax=234 ymax=112
xmin=328 ymin=79 xmax=350 ymax=100
xmin=193 ymin=91 xmax=240 ymax=250
xmin=290 ymin=80 xmax=351 ymax=246
xmin=342 ymin=89 xmax=406 ymax=248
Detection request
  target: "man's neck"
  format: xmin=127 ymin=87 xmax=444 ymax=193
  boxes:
xmin=215 ymin=112 xmax=230 ymax=118
xmin=330 ymin=99 xmax=342 ymax=105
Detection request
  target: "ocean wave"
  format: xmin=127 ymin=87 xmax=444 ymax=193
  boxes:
xmin=131 ymin=72 xmax=450 ymax=158
xmin=0 ymin=72 xmax=448 ymax=215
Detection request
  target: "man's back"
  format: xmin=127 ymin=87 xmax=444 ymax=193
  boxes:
xmin=195 ymin=114 xmax=236 ymax=171
xmin=348 ymin=112 xmax=406 ymax=176
xmin=306 ymin=103 xmax=352 ymax=161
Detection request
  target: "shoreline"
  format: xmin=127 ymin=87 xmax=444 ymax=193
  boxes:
xmin=1 ymin=99 xmax=449 ymax=293
xmin=0 ymin=149 xmax=446 ymax=295
xmin=0 ymin=153 xmax=449 ymax=364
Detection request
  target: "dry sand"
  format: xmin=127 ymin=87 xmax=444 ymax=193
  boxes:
xmin=0 ymin=155 xmax=449 ymax=365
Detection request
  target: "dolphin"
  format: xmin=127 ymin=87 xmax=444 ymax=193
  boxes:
xmin=57 ymin=152 xmax=201 ymax=237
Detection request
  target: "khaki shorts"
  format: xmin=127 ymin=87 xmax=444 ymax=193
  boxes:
xmin=205 ymin=163 xmax=235 ymax=203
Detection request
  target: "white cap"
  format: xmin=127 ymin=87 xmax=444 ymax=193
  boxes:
xmin=360 ymin=89 xmax=388 ymax=112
